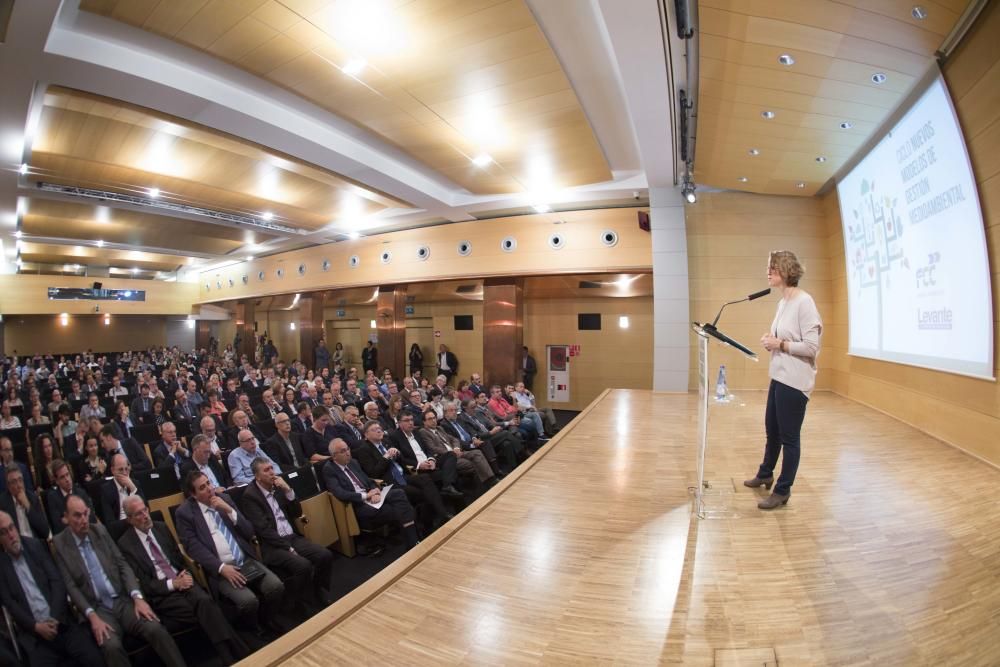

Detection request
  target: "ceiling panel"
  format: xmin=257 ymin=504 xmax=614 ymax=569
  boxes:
xmin=694 ymin=0 xmax=974 ymax=195
xmin=79 ymin=0 xmax=612 ymax=195
xmin=19 ymin=242 xmax=186 ymax=273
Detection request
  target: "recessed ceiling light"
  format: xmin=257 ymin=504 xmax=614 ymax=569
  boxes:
xmin=246 ymin=255 xmax=254 ymax=261
xmin=778 ymin=53 xmax=795 ymax=66
xmin=761 ymin=110 xmax=775 ymax=119
xmin=871 ymin=72 xmax=887 ymax=84
xmin=816 ymin=156 xmax=827 ymax=163
xmin=64 ymin=264 xmax=72 ymax=271
xmin=342 ymin=57 xmax=366 ymax=77
xmin=840 ymin=121 xmax=854 ymax=130
xmin=532 ymin=203 xmax=551 ymax=213
xmin=18 ymin=163 xmax=28 ymax=175
xmin=261 ymin=211 xmax=274 ymax=221
xmin=748 ymin=148 xmax=760 ymax=156
xmin=471 ymin=152 xmax=493 ymax=167
xmin=347 ymin=231 xmax=360 ymax=240
xmin=911 ymin=6 xmax=927 ymax=20
xmin=796 ymin=182 xmax=806 ymax=188
xmin=131 ymin=267 xmax=139 ymax=274
xmin=96 ymin=239 xmax=104 ymax=247
xmin=148 ymin=187 xmax=160 ymax=198
xmin=13 ymin=230 xmax=22 ymax=238
xmin=737 ymin=176 xmax=749 ymax=182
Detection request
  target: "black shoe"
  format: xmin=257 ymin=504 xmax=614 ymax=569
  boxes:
xmin=441 ymin=485 xmax=463 ymax=497
xmin=358 ymin=543 xmax=385 ymax=557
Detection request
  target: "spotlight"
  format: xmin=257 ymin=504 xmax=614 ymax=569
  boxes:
xmin=682 ymin=182 xmax=697 ymax=204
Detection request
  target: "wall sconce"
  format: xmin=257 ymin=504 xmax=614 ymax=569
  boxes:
xmin=59 ymin=313 xmax=69 ymax=326
xmin=186 ymin=319 xmax=195 ymax=329
xmin=370 ymin=319 xmax=376 ymax=328
xmin=289 ymin=322 xmax=297 ymax=330
xmin=103 ymin=315 xmax=111 ymax=326
xmin=619 ymin=315 xmax=630 ymax=329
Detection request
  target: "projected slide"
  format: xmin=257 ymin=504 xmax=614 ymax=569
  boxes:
xmin=837 ymin=74 xmax=994 ymax=380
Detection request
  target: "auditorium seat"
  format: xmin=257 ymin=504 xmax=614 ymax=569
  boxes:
xmin=295 ymin=492 xmax=340 ymax=549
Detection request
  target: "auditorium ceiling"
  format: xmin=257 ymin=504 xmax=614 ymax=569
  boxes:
xmin=0 ymin=0 xmax=979 ymax=280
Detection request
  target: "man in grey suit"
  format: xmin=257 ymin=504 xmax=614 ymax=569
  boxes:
xmin=52 ymin=495 xmax=185 ymax=667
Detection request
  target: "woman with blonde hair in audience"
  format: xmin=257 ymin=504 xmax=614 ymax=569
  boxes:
xmin=0 ymin=402 xmax=20 ymax=430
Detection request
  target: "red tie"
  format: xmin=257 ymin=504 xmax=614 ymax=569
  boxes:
xmin=147 ymin=535 xmax=177 ymax=580
xmin=344 ymin=465 xmax=365 ymax=491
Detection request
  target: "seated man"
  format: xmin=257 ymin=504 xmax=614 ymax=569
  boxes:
xmin=0 ymin=435 xmax=34 ymax=493
xmin=458 ymin=398 xmax=523 ymax=470
xmin=46 ymin=459 xmax=96 ymax=535
xmin=0 ymin=466 xmax=49 ymax=539
xmin=78 ymin=393 xmax=106 ymax=422
xmin=180 ymin=434 xmax=232 ymax=494
xmin=331 ymin=405 xmax=366 ymax=451
xmin=440 ymin=402 xmax=506 ymax=479
xmin=224 ymin=410 xmax=265 ymax=452
xmin=151 ymin=421 xmax=190 ymax=479
xmin=263 ymin=412 xmax=313 ymax=468
xmin=238 ymin=459 xmax=333 ymax=614
xmin=253 ymin=389 xmax=286 ymax=422
xmin=419 ymin=410 xmax=496 ymax=487
xmin=53 ymin=495 xmax=185 ymax=667
xmin=196 ymin=415 xmax=227 ymax=458
xmin=99 ymin=424 xmax=152 ymax=473
xmin=175 ymin=471 xmax=285 ymax=633
xmin=323 ymin=438 xmax=419 ymax=549
xmin=388 ymin=413 xmax=462 ymax=497
xmin=170 ymin=389 xmax=196 ymax=424
xmin=354 ymin=421 xmax=453 ymax=528
xmin=100 ymin=454 xmax=146 ymax=523
xmin=227 ymin=428 xmax=281 ymax=486
xmin=130 ymin=383 xmax=154 ymax=421
xmin=512 ymin=381 xmax=556 ymax=436
xmin=118 ymin=496 xmax=246 ymax=665
xmin=486 ymin=385 xmax=540 ymax=446
xmin=0 ymin=510 xmax=104 ymax=667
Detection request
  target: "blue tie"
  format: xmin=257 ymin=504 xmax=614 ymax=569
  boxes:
xmin=211 ymin=509 xmax=245 ymax=566
xmin=453 ymin=421 xmax=471 ymax=444
xmin=80 ymin=537 xmax=115 ymax=610
xmin=376 ymin=444 xmax=406 ymax=486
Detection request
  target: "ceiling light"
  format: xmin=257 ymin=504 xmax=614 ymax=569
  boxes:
xmin=15 ymin=259 xmax=23 ymax=268
xmin=64 ymin=264 xmax=72 ymax=271
xmin=347 ymin=231 xmax=360 ymax=240
xmin=261 ymin=211 xmax=274 ymax=221
xmin=761 ymin=110 xmax=775 ymax=119
xmin=96 ymin=239 xmax=104 ymax=248
xmin=816 ymin=156 xmax=827 ymax=163
xmin=342 ymin=57 xmax=366 ymax=77
xmin=682 ymin=182 xmax=697 ymax=204
xmin=103 ymin=315 xmax=111 ymax=325
xmin=246 ymin=255 xmax=254 ymax=261
xmin=131 ymin=267 xmax=139 ymax=274
xmin=619 ymin=315 xmax=630 ymax=329
xmin=471 ymin=152 xmax=493 ymax=167
xmin=748 ymin=148 xmax=760 ymax=156
xmin=370 ymin=319 xmax=377 ymax=328
xmin=289 ymin=322 xmax=297 ymax=331
xmin=777 ymin=54 xmax=795 ymax=66
xmin=796 ymin=182 xmax=806 ymax=188
xmin=871 ymin=72 xmax=887 ymax=84
xmin=13 ymin=230 xmax=22 ymax=238
xmin=839 ymin=121 xmax=854 ymax=130
xmin=59 ymin=313 xmax=68 ymax=326
xmin=148 ymin=187 xmax=160 ymax=198
xmin=18 ymin=163 xmax=28 ymax=175
xmin=532 ymin=203 xmax=551 ymax=213
xmin=123 ymin=291 xmax=132 ymax=297
xmin=911 ymin=6 xmax=927 ymax=20
xmin=737 ymin=176 xmax=749 ymax=182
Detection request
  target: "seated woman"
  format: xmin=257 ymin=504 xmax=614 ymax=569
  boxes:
xmin=143 ymin=397 xmax=168 ymax=427
xmin=0 ymin=402 xmax=20 ymax=430
xmin=75 ymin=434 xmax=106 ymax=483
xmin=32 ymin=432 xmax=61 ymax=490
xmin=27 ymin=402 xmax=51 ymax=426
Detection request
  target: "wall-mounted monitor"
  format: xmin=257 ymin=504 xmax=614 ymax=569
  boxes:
xmin=48 ymin=287 xmax=146 ymax=301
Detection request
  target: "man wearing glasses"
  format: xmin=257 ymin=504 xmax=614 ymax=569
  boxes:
xmin=227 ymin=429 xmax=281 ymax=486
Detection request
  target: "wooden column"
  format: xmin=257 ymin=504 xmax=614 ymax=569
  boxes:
xmin=0 ymin=318 xmax=5 ymax=357
xmin=195 ymin=320 xmax=211 ymax=351
xmin=298 ymin=294 xmax=325 ymax=370
xmin=234 ymin=300 xmax=256 ymax=362
xmin=483 ymin=277 xmax=523 ymax=387
xmin=376 ymin=285 xmax=407 ymax=379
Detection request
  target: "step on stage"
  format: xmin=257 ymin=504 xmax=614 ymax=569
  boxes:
xmin=245 ymin=389 xmax=1000 ymax=666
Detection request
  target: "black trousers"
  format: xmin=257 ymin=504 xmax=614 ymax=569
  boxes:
xmin=401 ymin=472 xmax=449 ymax=519
xmin=262 ymin=535 xmax=333 ymax=605
xmin=23 ymin=621 xmax=104 ymax=667
xmin=151 ymin=584 xmax=241 ymax=659
xmin=757 ymin=379 xmax=809 ymax=496
xmin=353 ymin=487 xmax=414 ymax=526
xmin=427 ymin=450 xmax=458 ymax=487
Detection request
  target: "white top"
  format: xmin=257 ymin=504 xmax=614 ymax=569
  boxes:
xmin=769 ymin=291 xmax=823 ymax=398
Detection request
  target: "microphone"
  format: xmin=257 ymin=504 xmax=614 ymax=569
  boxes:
xmin=707 ymin=288 xmax=772 ymax=329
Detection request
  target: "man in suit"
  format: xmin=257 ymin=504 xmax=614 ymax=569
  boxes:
xmin=436 ymin=344 xmax=458 ymax=384
xmin=46 ymin=459 xmax=96 ymax=535
xmin=224 ymin=409 xmax=265 ymax=452
xmin=53 ymin=495 xmax=185 ymax=667
xmin=458 ymin=398 xmax=522 ymax=471
xmin=355 ymin=420 xmax=453 ymax=528
xmin=99 ymin=423 xmax=152 ymax=473
xmin=0 ymin=435 xmax=34 ymax=493
xmin=151 ymin=421 xmax=191 ymax=478
xmin=263 ymin=412 xmax=312 ymax=468
xmin=388 ymin=413 xmax=463 ymax=497
xmin=253 ymin=389 xmax=286 ymax=422
xmin=0 ymin=511 xmax=104 ymax=667
xmin=130 ymin=383 xmax=153 ymax=421
xmin=118 ymin=495 xmax=246 ymax=665
xmin=180 ymin=434 xmax=232 ymax=494
xmin=323 ymin=438 xmax=419 ymax=549
xmin=170 ymin=388 xmax=196 ymax=424
xmin=100 ymin=454 xmax=147 ymax=523
xmin=175 ymin=471 xmax=285 ymax=631
xmin=0 ymin=466 xmax=49 ymax=539
xmin=197 ymin=415 xmax=227 ymax=457
xmin=361 ymin=341 xmax=377 ymax=374
xmin=442 ymin=402 xmax=507 ymax=478
xmin=239 ymin=459 xmax=333 ymax=614
xmin=332 ymin=404 xmax=366 ymax=451
xmin=522 ymin=347 xmax=538 ymax=391
xmin=419 ymin=409 xmax=495 ymax=486
xmin=291 ymin=402 xmax=312 ymax=434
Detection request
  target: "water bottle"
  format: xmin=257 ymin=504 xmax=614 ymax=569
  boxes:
xmin=715 ymin=365 xmax=728 ymax=400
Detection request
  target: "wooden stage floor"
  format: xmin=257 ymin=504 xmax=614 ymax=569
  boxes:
xmin=250 ymin=389 xmax=1000 ymax=666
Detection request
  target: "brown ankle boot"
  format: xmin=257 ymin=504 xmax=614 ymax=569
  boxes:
xmin=743 ymin=475 xmax=773 ymax=490
xmin=757 ymin=492 xmax=789 ymax=510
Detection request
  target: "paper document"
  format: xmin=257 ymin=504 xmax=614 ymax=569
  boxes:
xmin=364 ymin=484 xmax=393 ymax=510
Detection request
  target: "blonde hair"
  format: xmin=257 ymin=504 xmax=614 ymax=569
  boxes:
xmin=769 ymin=250 xmax=804 ymax=287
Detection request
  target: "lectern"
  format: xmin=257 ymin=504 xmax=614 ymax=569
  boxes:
xmin=691 ymin=322 xmax=758 ymax=519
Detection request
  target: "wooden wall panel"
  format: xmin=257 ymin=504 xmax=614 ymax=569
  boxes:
xmin=3 ymin=315 xmax=168 ymax=355
xmin=0 ymin=275 xmax=198 ymax=315
xmin=685 ymin=191 xmax=833 ymax=392
xmin=524 ymin=297 xmax=653 ymax=411
xmin=820 ymin=0 xmax=1000 ymax=467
